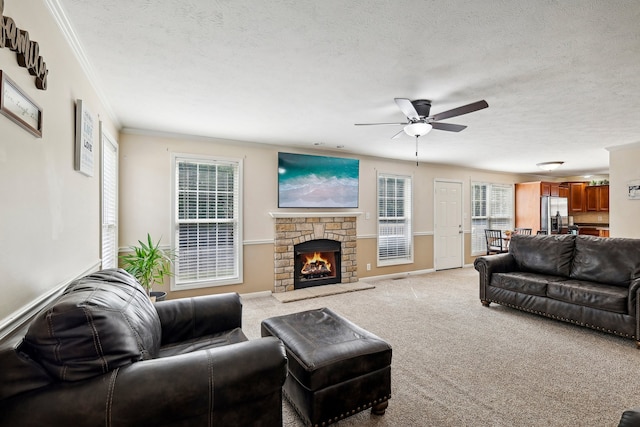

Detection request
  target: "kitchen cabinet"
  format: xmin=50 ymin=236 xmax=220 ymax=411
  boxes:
xmin=541 ymin=182 xmax=561 ymax=197
xmin=568 ymin=182 xmax=586 ymax=212
xmin=559 ymin=185 xmax=569 ymax=198
xmin=586 ymin=185 xmax=609 ymax=212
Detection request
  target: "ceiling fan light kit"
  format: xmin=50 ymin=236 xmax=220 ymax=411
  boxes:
xmin=404 ymin=122 xmax=432 ymax=137
xmin=536 ymin=161 xmax=564 ymax=171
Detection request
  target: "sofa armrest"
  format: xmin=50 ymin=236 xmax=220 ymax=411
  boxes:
xmin=0 ymin=337 xmax=287 ymax=427
xmin=474 ymin=253 xmax=518 ymax=302
xmin=618 ymin=408 xmax=640 ymax=427
xmin=155 ymin=293 xmax=243 ymax=346
xmin=629 ymin=279 xmax=640 ymax=328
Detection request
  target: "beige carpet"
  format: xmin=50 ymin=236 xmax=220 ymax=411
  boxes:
xmin=242 ymin=267 xmax=637 ymax=427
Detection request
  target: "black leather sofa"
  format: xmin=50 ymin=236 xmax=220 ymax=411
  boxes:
xmin=619 ymin=408 xmax=640 ymax=426
xmin=0 ymin=268 xmax=287 ymax=426
xmin=474 ymin=234 xmax=640 ymax=347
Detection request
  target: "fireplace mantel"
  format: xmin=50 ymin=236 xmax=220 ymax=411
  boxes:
xmin=269 ymin=212 xmax=362 ymax=218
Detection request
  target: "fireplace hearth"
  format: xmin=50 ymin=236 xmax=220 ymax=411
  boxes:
xmin=294 ymin=239 xmax=341 ymax=289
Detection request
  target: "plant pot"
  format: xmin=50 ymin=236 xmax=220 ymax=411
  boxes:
xmin=150 ymin=291 xmax=167 ymax=302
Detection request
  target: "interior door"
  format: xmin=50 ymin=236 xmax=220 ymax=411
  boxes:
xmin=435 ymin=180 xmax=463 ymax=270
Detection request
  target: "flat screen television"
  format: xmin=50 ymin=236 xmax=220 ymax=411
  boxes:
xmin=278 ymin=152 xmax=359 ymax=208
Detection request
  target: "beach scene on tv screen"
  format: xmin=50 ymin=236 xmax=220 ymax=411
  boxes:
xmin=278 ymin=153 xmax=359 ymax=208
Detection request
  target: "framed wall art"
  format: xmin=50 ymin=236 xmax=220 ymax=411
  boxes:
xmin=628 ymin=180 xmax=640 ymax=200
xmin=74 ymin=99 xmax=95 ymax=176
xmin=0 ymin=70 xmax=43 ymax=137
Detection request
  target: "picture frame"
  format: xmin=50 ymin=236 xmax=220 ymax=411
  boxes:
xmin=0 ymin=70 xmax=43 ymax=137
xmin=628 ymin=180 xmax=640 ymax=200
xmin=74 ymin=99 xmax=95 ymax=177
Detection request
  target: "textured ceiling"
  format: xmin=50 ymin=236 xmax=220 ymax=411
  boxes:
xmin=53 ymin=0 xmax=640 ymax=176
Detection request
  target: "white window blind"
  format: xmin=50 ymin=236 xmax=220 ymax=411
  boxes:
xmin=101 ymin=131 xmax=118 ymax=269
xmin=172 ymin=155 xmax=242 ymax=289
xmin=377 ymin=173 xmax=413 ymax=265
xmin=471 ymin=182 xmax=514 ymax=254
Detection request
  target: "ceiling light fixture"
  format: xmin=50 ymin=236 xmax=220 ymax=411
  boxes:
xmin=536 ymin=161 xmax=564 ymax=171
xmin=403 ymin=122 xmax=432 ymax=137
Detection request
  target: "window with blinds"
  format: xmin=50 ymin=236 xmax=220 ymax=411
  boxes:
xmin=101 ymin=132 xmax=118 ymax=269
xmin=377 ymin=173 xmax=413 ymax=265
xmin=471 ymin=182 xmax=514 ymax=255
xmin=172 ymin=155 xmax=243 ymax=289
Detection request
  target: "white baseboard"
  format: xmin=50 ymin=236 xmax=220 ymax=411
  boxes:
xmin=0 ymin=260 xmax=102 ymax=340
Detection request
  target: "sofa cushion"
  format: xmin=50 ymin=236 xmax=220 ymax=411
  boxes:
xmin=547 ymin=279 xmax=629 ymax=314
xmin=509 ymin=234 xmax=575 ymax=277
xmin=158 ymin=327 xmax=248 ymax=358
xmin=24 ymin=269 xmax=161 ymax=382
xmin=491 ymin=272 xmax=567 ymax=297
xmin=570 ymin=236 xmax=640 ymax=287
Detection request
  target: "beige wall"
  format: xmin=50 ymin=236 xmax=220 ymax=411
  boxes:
xmin=608 ymin=142 xmax=640 ymax=238
xmin=0 ymin=1 xmax=119 ymax=322
xmin=119 ymin=131 xmax=532 ymax=299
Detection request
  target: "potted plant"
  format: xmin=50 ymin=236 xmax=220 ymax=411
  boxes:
xmin=119 ymin=233 xmax=175 ymax=301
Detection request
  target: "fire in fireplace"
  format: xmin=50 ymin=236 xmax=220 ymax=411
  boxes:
xmin=294 ymin=239 xmax=341 ymax=289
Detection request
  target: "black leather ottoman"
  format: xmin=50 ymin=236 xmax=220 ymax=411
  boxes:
xmin=261 ymin=307 xmax=392 ymax=427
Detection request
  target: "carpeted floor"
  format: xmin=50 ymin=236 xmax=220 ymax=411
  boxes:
xmin=242 ymin=267 xmax=638 ymax=427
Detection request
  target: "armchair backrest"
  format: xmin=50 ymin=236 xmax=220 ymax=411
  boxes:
xmin=23 ymin=268 xmax=161 ymax=382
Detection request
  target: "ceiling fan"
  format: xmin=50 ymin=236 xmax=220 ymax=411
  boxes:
xmin=355 ymin=98 xmax=489 ymax=139
xmin=355 ymin=98 xmax=489 ymax=164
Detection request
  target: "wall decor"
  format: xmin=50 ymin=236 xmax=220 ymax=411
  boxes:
xmin=0 ymin=70 xmax=42 ymax=137
xmin=0 ymin=3 xmax=49 ymax=90
xmin=74 ymin=99 xmax=94 ymax=176
xmin=277 ymin=152 xmax=359 ymax=208
xmin=628 ymin=180 xmax=640 ymax=200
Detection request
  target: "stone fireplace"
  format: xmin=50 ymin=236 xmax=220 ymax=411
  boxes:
xmin=271 ymin=213 xmax=359 ymax=293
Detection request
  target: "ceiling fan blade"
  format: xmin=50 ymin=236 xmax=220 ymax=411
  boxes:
xmin=431 ymin=122 xmax=467 ymax=132
xmin=354 ymin=122 xmax=407 ymax=126
xmin=394 ymin=98 xmax=420 ymax=120
xmin=430 ymin=100 xmax=488 ymax=122
xmin=391 ymin=129 xmax=405 ymax=139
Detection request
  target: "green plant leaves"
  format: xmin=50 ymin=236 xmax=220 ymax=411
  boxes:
xmin=119 ymin=233 xmax=175 ymax=293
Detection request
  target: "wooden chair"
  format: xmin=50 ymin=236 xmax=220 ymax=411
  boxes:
xmin=485 ymin=229 xmax=508 ymax=255
xmin=515 ymin=228 xmax=532 ymax=235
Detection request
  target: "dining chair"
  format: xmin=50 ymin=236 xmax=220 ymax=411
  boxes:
xmin=484 ymin=229 xmax=508 ymax=255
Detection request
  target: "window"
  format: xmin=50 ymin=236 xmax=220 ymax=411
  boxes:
xmin=171 ymin=154 xmax=243 ymax=290
xmin=377 ymin=173 xmax=413 ymax=265
xmin=101 ymin=131 xmax=118 ymax=269
xmin=471 ymin=182 xmax=514 ymax=255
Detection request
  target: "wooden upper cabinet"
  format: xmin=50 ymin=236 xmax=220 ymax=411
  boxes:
xmin=559 ymin=185 xmax=569 ymax=198
xmin=586 ymin=185 xmax=609 ymax=212
xmin=568 ymin=182 xmax=586 ymax=212
xmin=541 ymin=182 xmax=560 ymax=197
xmin=541 ymin=182 xmax=551 ymax=196
xmin=585 ymin=186 xmax=598 ymax=211
xmin=600 ymin=185 xmax=609 ymax=211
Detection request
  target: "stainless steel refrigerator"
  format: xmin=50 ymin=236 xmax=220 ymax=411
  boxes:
xmin=541 ymin=196 xmax=569 ymax=234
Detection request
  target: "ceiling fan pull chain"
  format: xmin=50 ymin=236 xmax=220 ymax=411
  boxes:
xmin=416 ymin=135 xmax=419 ymax=166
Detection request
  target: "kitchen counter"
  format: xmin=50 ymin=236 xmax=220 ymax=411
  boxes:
xmin=575 ymin=223 xmax=610 ymax=237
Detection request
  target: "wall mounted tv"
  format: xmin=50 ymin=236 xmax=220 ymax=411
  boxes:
xmin=278 ymin=152 xmax=359 ymax=208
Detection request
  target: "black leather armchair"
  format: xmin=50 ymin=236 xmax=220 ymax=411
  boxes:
xmin=0 ymin=269 xmax=287 ymax=426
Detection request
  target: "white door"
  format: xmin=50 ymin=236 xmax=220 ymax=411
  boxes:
xmin=435 ymin=180 xmax=463 ymax=270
